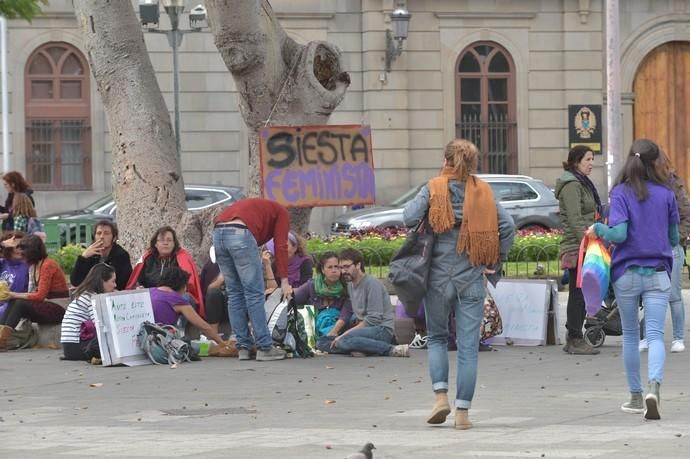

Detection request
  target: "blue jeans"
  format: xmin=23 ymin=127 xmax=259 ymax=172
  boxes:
xmin=669 ymin=245 xmax=686 ymax=341
xmin=613 ymin=270 xmax=670 ymax=392
xmin=331 ymin=325 xmax=394 ymax=355
xmin=426 ymin=279 xmax=485 ymax=409
xmin=212 ymin=227 xmax=272 ymax=350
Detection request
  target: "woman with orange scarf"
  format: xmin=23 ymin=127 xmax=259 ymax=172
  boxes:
xmin=403 ymin=139 xmax=515 ymax=430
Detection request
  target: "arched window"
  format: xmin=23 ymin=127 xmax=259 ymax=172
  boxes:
xmin=25 ymin=42 xmax=91 ymax=190
xmin=455 ymin=42 xmax=517 ymax=174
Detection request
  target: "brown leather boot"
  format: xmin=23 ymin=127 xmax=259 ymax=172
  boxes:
xmin=455 ymin=409 xmax=472 ymax=430
xmin=427 ymin=392 xmax=451 ymax=424
xmin=0 ymin=325 xmax=13 ymax=352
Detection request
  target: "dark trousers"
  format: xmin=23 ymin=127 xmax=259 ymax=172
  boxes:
xmin=62 ymin=339 xmax=101 ymax=361
xmin=566 ymin=268 xmax=586 ymax=338
xmin=205 ymin=287 xmax=229 ymax=325
xmin=0 ymin=299 xmax=65 ymax=329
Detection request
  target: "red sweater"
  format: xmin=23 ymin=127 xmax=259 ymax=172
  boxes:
xmin=215 ymin=198 xmax=290 ymax=279
xmin=28 ymin=258 xmax=69 ymax=301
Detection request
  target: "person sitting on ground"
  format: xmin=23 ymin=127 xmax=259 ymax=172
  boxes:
xmin=150 ymin=266 xmax=227 ymax=347
xmin=322 ymin=248 xmax=409 ymax=357
xmin=264 ymin=231 xmax=314 ymax=290
xmin=0 ymin=231 xmax=29 ymax=320
xmin=60 ymin=263 xmax=117 ymax=361
xmin=11 ymin=193 xmax=43 ymax=236
xmin=0 ymin=171 xmax=34 ymax=231
xmin=0 ymin=235 xmax=69 ymax=351
xmin=293 ymin=251 xmax=354 ymax=347
xmin=127 ymin=226 xmax=205 ymax=317
xmin=70 ymin=220 xmax=132 ymax=291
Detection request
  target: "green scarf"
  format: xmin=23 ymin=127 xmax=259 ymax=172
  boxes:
xmin=314 ymin=274 xmax=344 ymax=299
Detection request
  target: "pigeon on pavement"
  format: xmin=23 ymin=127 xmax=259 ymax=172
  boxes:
xmin=345 ymin=442 xmax=375 ymax=459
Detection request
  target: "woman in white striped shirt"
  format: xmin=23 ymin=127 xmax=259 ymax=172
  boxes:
xmin=60 ymin=263 xmax=117 ymax=361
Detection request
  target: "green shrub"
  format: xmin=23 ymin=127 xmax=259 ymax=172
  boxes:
xmin=50 ymin=244 xmax=84 ymax=274
xmin=306 ymin=234 xmax=405 ymax=266
xmin=507 ymin=231 xmax=561 ymax=262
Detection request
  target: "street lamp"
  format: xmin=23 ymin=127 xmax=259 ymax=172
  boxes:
xmin=139 ymin=1 xmax=208 ymax=157
xmin=385 ymin=7 xmax=411 ymax=73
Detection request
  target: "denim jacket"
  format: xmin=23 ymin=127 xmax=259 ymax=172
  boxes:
xmin=402 ymin=179 xmax=516 ymax=286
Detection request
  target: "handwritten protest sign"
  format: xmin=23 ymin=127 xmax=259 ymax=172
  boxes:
xmin=487 ymin=280 xmax=559 ymax=346
xmin=93 ymin=289 xmax=155 ymax=366
xmin=259 ymin=125 xmax=375 ymax=207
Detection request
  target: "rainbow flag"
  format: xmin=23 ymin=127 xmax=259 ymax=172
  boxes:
xmin=576 ymin=237 xmax=611 ymax=316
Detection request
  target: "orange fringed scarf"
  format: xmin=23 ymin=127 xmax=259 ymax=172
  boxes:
xmin=428 ymin=167 xmax=500 ymax=266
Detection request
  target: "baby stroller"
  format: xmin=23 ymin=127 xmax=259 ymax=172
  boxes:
xmin=583 ymin=284 xmax=643 ymax=348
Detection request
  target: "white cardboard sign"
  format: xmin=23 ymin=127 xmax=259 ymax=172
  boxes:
xmin=487 ymin=279 xmax=559 ymax=346
xmin=93 ymin=289 xmax=155 ymax=366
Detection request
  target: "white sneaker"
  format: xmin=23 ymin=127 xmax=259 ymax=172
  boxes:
xmin=409 ymin=333 xmax=428 ymax=349
xmin=639 ymin=338 xmax=648 ymax=352
xmin=671 ymin=340 xmax=685 ymax=353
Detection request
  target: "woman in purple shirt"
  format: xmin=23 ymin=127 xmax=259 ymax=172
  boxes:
xmin=587 ymin=139 xmax=679 ymax=421
xmin=0 ymin=231 xmax=29 ymax=319
xmin=150 ymin=266 xmax=227 ymax=347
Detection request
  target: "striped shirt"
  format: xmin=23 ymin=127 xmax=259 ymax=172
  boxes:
xmin=60 ymin=293 xmax=95 ymax=344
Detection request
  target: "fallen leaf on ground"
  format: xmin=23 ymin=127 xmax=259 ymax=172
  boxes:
xmin=324 ymin=400 xmax=336 ymax=404
xmin=89 ymin=383 xmax=103 ymax=388
xmin=325 ymin=365 xmax=334 ymax=369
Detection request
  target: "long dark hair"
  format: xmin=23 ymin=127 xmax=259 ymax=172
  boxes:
xmin=614 ymin=139 xmax=669 ymax=200
xmin=73 ymin=263 xmax=116 ymax=298
xmin=17 ymin=234 xmax=47 ymax=265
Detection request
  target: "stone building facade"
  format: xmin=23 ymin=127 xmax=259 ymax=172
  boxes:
xmin=2 ymin=0 xmax=689 ymax=232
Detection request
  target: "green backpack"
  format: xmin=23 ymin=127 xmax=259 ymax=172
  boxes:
xmin=137 ymin=321 xmax=193 ymax=365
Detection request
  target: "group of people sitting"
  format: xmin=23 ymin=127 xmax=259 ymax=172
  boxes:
xmin=0 ymin=213 xmax=410 ymax=362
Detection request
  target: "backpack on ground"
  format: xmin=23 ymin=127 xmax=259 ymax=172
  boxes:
xmin=7 ymin=318 xmax=38 ymax=350
xmin=264 ymin=288 xmax=313 ymax=358
xmin=137 ymin=321 xmax=193 ymax=365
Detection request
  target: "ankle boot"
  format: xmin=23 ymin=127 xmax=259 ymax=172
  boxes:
xmin=644 ymin=381 xmax=661 ymax=420
xmin=0 ymin=325 xmax=13 ymax=352
xmin=427 ymin=392 xmax=451 ymax=424
xmin=455 ymin=408 xmax=472 ymax=430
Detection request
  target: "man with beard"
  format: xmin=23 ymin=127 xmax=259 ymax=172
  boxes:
xmin=327 ymin=248 xmax=409 ymax=357
xmin=70 ymin=220 xmax=132 ymax=290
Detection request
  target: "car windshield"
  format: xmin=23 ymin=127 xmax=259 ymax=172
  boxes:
xmin=83 ymin=194 xmax=114 ymax=213
xmin=391 ymin=184 xmax=424 ymax=207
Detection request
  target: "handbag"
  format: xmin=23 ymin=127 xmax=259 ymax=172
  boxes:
xmin=388 ymin=212 xmax=434 ymax=317
xmin=480 ymin=289 xmax=503 ymax=341
xmin=576 ymin=236 xmax=611 ymax=316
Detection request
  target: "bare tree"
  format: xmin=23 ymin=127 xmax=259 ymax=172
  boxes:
xmin=72 ymin=0 xmax=349 ymax=264
xmin=206 ymin=0 xmax=350 ymax=233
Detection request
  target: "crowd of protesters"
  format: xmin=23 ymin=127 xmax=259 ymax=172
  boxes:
xmin=0 ymin=136 xmax=686 ymax=425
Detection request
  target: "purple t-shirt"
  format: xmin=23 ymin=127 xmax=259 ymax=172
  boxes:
xmin=608 ymin=182 xmax=679 ymax=282
xmin=0 ymin=258 xmax=30 ymax=318
xmin=149 ymin=288 xmax=187 ymax=325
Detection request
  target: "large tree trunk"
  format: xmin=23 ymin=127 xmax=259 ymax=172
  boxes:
xmin=206 ymin=0 xmax=350 ymax=234
xmin=73 ymin=0 xmax=216 ymax=264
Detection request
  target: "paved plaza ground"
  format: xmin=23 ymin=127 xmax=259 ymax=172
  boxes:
xmin=1 ymin=292 xmax=689 ymax=458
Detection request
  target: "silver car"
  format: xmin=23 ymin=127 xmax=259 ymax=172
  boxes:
xmin=330 ymin=174 xmax=560 ymax=233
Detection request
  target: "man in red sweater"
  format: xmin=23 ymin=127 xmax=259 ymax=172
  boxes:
xmin=213 ymin=198 xmax=292 ymax=361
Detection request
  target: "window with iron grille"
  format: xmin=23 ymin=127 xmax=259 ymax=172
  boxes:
xmin=455 ymin=42 xmax=517 ymax=174
xmin=25 ymin=42 xmax=91 ymax=190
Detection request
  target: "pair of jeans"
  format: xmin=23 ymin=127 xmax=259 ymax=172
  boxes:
xmin=212 ymin=227 xmax=272 ymax=350
xmin=669 ymin=244 xmax=686 ymax=341
xmin=613 ymin=269 xmax=670 ymax=392
xmin=330 ymin=325 xmax=394 ymax=355
xmin=565 ymin=268 xmax=587 ymax=339
xmin=426 ymin=278 xmax=485 ymax=409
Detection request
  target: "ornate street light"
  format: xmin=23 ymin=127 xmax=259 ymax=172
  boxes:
xmin=385 ymin=7 xmax=411 ymax=73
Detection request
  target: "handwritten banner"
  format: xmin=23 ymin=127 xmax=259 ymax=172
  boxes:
xmin=93 ymin=290 xmax=155 ymax=366
xmin=259 ymin=125 xmax=376 ymax=207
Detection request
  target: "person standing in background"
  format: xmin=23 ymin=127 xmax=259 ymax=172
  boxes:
xmin=555 ymin=145 xmax=601 ymax=355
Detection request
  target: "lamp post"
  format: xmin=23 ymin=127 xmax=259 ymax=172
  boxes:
xmin=139 ymin=1 xmax=207 ymax=158
xmin=385 ymin=7 xmax=411 ymax=73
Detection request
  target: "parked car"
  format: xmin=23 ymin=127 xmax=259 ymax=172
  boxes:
xmin=42 ymin=184 xmax=245 ymax=222
xmin=330 ymin=174 xmax=560 ymax=233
